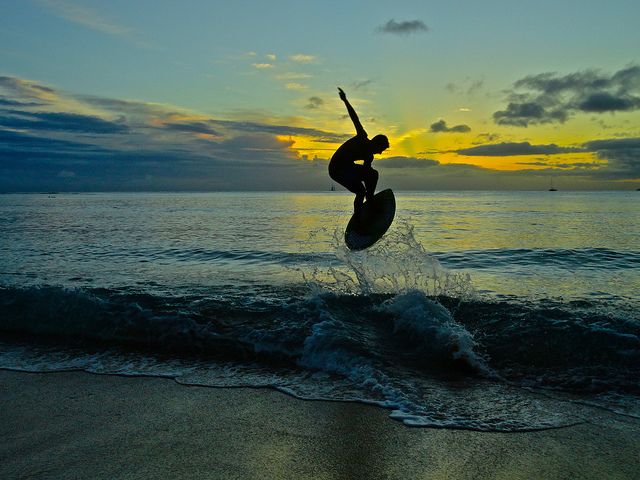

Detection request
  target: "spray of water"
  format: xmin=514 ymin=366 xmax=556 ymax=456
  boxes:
xmin=303 ymin=218 xmax=475 ymax=299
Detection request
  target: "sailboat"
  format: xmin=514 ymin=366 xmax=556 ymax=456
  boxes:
xmin=548 ymin=177 xmax=557 ymax=191
xmin=330 ymin=184 xmax=335 ymax=191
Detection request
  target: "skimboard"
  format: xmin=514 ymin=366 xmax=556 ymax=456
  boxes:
xmin=345 ymin=189 xmax=395 ymax=251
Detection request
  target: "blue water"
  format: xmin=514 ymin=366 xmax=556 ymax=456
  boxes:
xmin=1 ymin=191 xmax=638 ymax=431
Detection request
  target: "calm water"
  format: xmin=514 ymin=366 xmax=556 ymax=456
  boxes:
xmin=1 ymin=191 xmax=638 ymax=430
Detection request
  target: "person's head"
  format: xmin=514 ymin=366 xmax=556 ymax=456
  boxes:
xmin=370 ymin=134 xmax=389 ymax=154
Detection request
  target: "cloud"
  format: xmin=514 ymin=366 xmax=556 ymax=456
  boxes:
xmin=472 ymin=133 xmax=500 ymax=144
xmin=285 ymin=82 xmax=306 ymax=90
xmin=0 ymin=128 xmax=109 ymax=155
xmin=493 ymin=65 xmax=640 ymax=126
xmin=208 ymin=119 xmax=349 ymax=143
xmin=377 ymin=19 xmax=428 ymax=35
xmin=276 ymin=72 xmax=312 ymax=81
xmin=0 ymin=76 xmax=57 ymax=102
xmin=515 ymin=161 xmax=600 ymax=169
xmin=252 ymin=63 xmax=274 ymax=69
xmin=162 ymin=121 xmax=219 ymax=136
xmin=583 ymin=137 xmax=640 ymax=151
xmin=0 ymin=110 xmax=129 ymax=134
xmin=0 ymin=126 xmax=331 ymax=192
xmin=289 ymin=54 xmax=316 ymax=63
xmin=39 ymin=0 xmax=131 ymax=37
xmin=493 ymin=102 xmax=567 ymax=126
xmin=583 ymin=137 xmax=640 ymax=179
xmin=456 ymin=142 xmax=582 ymax=156
xmin=430 ymin=119 xmax=471 ymax=133
xmin=0 ymin=97 xmax=44 ymax=107
xmin=445 ymin=78 xmax=484 ymax=96
xmin=455 ymin=137 xmax=639 ymax=179
xmin=578 ymin=92 xmax=639 ymax=112
xmin=376 ymin=156 xmax=439 ymax=168
xmin=78 ymin=96 xmax=180 ymax=116
xmin=0 ymin=75 xmax=359 ymax=191
xmin=467 ymin=79 xmax=484 ymax=95
xmin=352 ymin=79 xmax=373 ymax=90
xmin=305 ymin=97 xmax=324 ymax=109
xmin=3 ymin=75 xmax=637 ymax=192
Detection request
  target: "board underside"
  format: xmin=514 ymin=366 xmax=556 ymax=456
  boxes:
xmin=344 ymin=189 xmax=396 ymax=251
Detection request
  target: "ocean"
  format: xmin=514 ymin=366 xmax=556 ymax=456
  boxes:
xmin=1 ymin=191 xmax=638 ymax=431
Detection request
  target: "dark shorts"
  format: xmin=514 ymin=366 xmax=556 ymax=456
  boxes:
xmin=329 ymin=164 xmax=371 ymax=194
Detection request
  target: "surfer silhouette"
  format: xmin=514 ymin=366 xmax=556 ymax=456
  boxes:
xmin=329 ymin=87 xmax=389 ymax=216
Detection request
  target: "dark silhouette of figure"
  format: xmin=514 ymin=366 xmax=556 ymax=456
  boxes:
xmin=329 ymin=88 xmax=389 ymax=215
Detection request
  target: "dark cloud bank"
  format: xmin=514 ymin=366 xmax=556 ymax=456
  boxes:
xmin=454 ymin=139 xmax=640 ymax=181
xmin=456 ymin=142 xmax=581 ymax=156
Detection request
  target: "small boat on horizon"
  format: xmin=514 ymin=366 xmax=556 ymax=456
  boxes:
xmin=549 ymin=177 xmax=557 ymax=191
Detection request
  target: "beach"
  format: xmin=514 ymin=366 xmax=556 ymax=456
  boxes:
xmin=2 ymin=369 xmax=639 ymax=480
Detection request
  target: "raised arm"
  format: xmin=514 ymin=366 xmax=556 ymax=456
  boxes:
xmin=338 ymin=87 xmax=367 ymax=137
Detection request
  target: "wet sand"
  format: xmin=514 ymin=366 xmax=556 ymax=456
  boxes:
xmin=1 ymin=369 xmax=638 ymax=479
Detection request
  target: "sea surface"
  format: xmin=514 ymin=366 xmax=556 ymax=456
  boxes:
xmin=1 ymin=191 xmax=638 ymax=431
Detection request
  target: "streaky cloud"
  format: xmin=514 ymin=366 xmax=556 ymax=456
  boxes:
xmin=162 ymin=121 xmax=219 ymax=136
xmin=515 ymin=161 xmax=600 ymax=169
xmin=376 ymin=156 xmax=439 ymax=168
xmin=352 ymin=79 xmax=373 ymax=90
xmin=0 ymin=128 xmax=110 ymax=154
xmin=289 ymin=54 xmax=316 ymax=63
xmin=209 ymin=119 xmax=349 ymax=143
xmin=0 ymin=110 xmax=129 ymax=134
xmin=456 ymin=142 xmax=582 ymax=156
xmin=0 ymin=97 xmax=44 ymax=107
xmin=39 ymin=0 xmax=132 ymax=37
xmin=0 ymin=76 xmax=57 ymax=102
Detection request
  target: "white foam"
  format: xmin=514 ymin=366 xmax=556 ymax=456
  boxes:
xmin=379 ymin=290 xmax=492 ymax=374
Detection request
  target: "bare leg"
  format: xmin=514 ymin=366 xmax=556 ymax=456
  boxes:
xmin=329 ymin=165 xmax=369 ymax=216
xmin=354 ymin=191 xmax=365 ymax=215
xmin=363 ymin=168 xmax=378 ymax=203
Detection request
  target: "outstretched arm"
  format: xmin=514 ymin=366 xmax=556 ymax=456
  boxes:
xmin=338 ymin=87 xmax=367 ymax=137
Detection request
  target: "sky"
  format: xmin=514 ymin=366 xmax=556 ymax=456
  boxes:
xmin=1 ymin=0 xmax=640 ymax=191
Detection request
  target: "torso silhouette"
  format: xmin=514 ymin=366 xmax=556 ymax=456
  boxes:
xmin=329 ymin=133 xmax=373 ymax=176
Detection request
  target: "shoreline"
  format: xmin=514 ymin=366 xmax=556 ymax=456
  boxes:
xmin=2 ymin=370 xmax=639 ymax=479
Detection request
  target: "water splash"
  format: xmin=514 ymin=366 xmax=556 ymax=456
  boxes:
xmin=303 ymin=218 xmax=474 ymax=299
xmin=298 ymin=218 xmax=487 ymax=374
xmin=379 ymin=290 xmax=491 ymax=374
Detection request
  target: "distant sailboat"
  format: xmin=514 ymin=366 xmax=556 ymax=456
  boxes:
xmin=330 ymin=184 xmax=335 ymax=191
xmin=549 ymin=177 xmax=557 ymax=191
